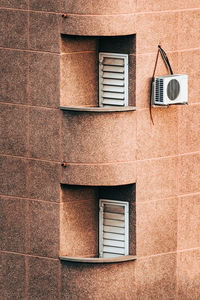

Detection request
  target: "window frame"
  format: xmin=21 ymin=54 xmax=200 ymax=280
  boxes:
xmin=99 ymin=52 xmax=129 ymax=107
xmin=99 ymin=198 xmax=129 ymax=258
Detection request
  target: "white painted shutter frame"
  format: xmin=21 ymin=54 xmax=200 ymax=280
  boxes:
xmin=99 ymin=199 xmax=129 ymax=258
xmin=99 ymin=53 xmax=129 ymax=107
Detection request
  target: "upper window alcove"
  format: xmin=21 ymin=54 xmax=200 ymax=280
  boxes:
xmin=60 ymin=34 xmax=136 ymax=111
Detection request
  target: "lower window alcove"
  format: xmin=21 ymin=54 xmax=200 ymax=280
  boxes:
xmin=60 ymin=184 xmax=136 ymax=263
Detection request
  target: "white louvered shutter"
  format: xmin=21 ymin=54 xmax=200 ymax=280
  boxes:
xmin=99 ymin=53 xmax=129 ymax=107
xmin=99 ymin=199 xmax=129 ymax=258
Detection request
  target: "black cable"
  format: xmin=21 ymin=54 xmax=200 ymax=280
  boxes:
xmin=149 ymin=45 xmax=174 ymax=125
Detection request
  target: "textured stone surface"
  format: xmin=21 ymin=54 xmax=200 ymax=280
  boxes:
xmin=179 ymin=153 xmax=200 ymax=195
xmin=29 ymin=52 xmax=60 ymax=108
xmin=28 ymin=200 xmax=59 ymax=258
xmin=178 ymin=194 xmax=200 ymax=250
xmin=29 ymin=12 xmax=60 ymax=52
xmin=0 ymin=0 xmax=27 ymax=8
xmin=60 ymin=52 xmax=98 ymax=107
xmin=136 ymin=12 xmax=178 ymax=54
xmin=61 ymin=185 xmax=98 ymax=203
xmin=137 ymin=107 xmax=178 ymax=160
xmin=137 ymin=198 xmax=178 ymax=257
xmin=60 ymin=199 xmax=98 ymax=256
xmin=28 ymin=256 xmax=59 ymax=300
xmin=178 ymin=0 xmax=200 ymax=8
xmin=178 ymin=10 xmax=200 ymax=50
xmin=137 ymin=157 xmax=178 ymax=202
xmin=136 ymin=0 xmax=179 ymax=11
xmin=61 ymin=260 xmax=136 ymax=299
xmin=0 ymin=49 xmax=28 ymax=104
xmin=29 ymin=107 xmax=60 ymax=161
xmin=61 ymin=35 xmax=97 ymax=53
xmin=0 ymin=196 xmax=26 ymax=253
xmin=1 ymin=252 xmax=26 ymax=300
xmin=0 ymin=104 xmax=28 ymax=156
xmin=30 ymin=0 xmax=60 ymax=12
xmin=62 ymin=0 xmax=136 ymax=14
xmin=177 ymin=249 xmax=200 ymax=300
xmin=0 ymin=156 xmax=28 ymax=197
xmin=62 ymin=111 xmax=136 ymax=163
xmin=178 ymin=104 xmax=200 ymax=154
xmin=29 ymin=160 xmax=60 ymax=202
xmin=61 ymin=14 xmax=136 ymax=36
xmin=0 ymin=9 xmax=28 ymax=49
xmin=178 ymin=50 xmax=200 ymax=104
xmin=61 ymin=161 xmax=137 ymax=186
xmin=136 ymin=253 xmax=177 ymax=299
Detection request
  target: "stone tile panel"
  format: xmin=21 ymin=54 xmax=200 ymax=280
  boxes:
xmin=29 ymin=200 xmax=59 ymax=258
xmin=0 ymin=104 xmax=28 ymax=156
xmin=0 ymin=49 xmax=28 ymax=104
xmin=0 ymin=9 xmax=28 ymax=49
xmin=0 ymin=156 xmax=28 ymax=197
xmin=0 ymin=196 xmax=26 ymax=253
xmin=137 ymin=198 xmax=178 ymax=257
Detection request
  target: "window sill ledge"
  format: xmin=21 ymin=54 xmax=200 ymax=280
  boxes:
xmin=60 ymin=106 xmax=136 ymax=113
xmin=59 ymin=255 xmax=137 ymax=264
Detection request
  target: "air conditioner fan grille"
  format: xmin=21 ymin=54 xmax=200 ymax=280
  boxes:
xmin=167 ymin=79 xmax=180 ymax=100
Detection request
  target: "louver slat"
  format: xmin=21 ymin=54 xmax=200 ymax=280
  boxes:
xmin=103 ymin=246 xmax=125 ymax=254
xmin=99 ymin=53 xmax=128 ymax=107
xmin=103 ymin=65 xmax=124 ymax=73
xmin=103 ymin=239 xmax=125 ymax=248
xmin=103 ymin=253 xmax=124 ymax=258
xmin=103 ymin=78 xmax=124 ymax=86
xmin=103 ymin=225 xmax=125 ymax=234
xmin=103 ymin=72 xmax=124 ymax=80
xmin=104 ymin=212 xmax=124 ymax=221
xmin=103 ymin=219 xmax=125 ymax=227
xmin=102 ymin=99 xmax=126 ymax=106
xmin=103 ymin=92 xmax=124 ymax=99
xmin=103 ymin=85 xmax=124 ymax=93
xmin=103 ymin=232 xmax=125 ymax=241
xmin=99 ymin=199 xmax=129 ymax=258
xmin=103 ymin=58 xmax=124 ymax=66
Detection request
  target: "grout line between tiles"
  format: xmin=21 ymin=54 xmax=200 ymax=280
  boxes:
xmin=0 ymin=194 xmax=60 ymax=205
xmin=1 ymin=6 xmax=200 ymax=15
xmin=0 ymin=100 xmax=60 ymax=110
xmin=25 ymin=256 xmax=29 ymax=300
xmin=0 ymin=249 xmax=60 ymax=261
xmin=0 ymin=6 xmax=62 ymax=15
xmin=0 ymin=150 xmax=199 ymax=165
xmin=0 ymin=46 xmax=60 ymax=55
xmin=58 ymin=260 xmax=61 ymax=300
xmin=0 ymin=153 xmax=60 ymax=163
xmin=137 ymin=246 xmax=200 ymax=260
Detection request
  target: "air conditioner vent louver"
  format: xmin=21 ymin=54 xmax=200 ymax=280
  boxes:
xmin=153 ymin=75 xmax=188 ymax=105
xmin=99 ymin=53 xmax=128 ymax=107
xmin=155 ymin=79 xmax=163 ymax=102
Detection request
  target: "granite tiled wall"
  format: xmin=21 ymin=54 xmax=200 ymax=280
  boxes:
xmin=1 ymin=0 xmax=200 ymax=299
xmin=0 ymin=1 xmax=61 ymax=298
xmin=134 ymin=2 xmax=200 ymax=299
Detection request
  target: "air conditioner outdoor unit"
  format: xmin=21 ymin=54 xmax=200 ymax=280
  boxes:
xmin=153 ymin=74 xmax=188 ymax=106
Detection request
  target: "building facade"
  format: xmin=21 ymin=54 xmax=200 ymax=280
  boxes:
xmin=1 ymin=0 xmax=200 ymax=299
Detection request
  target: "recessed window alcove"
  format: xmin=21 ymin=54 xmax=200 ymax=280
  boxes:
xmin=60 ymin=34 xmax=136 ymax=112
xmin=60 ymin=184 xmax=136 ymax=263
